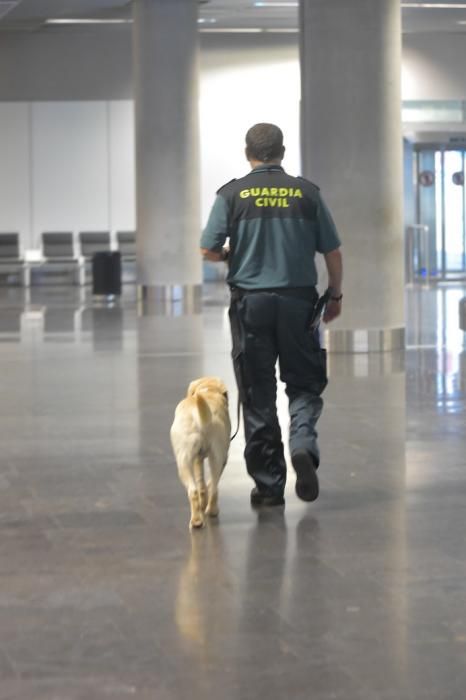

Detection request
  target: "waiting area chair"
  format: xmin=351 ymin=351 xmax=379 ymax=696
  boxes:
xmin=116 ymin=231 xmax=136 ymax=260
xmin=0 ymin=233 xmax=28 ymax=286
xmin=29 ymin=232 xmax=84 ymax=286
xmin=116 ymin=231 xmax=137 ymax=284
xmin=42 ymin=232 xmax=76 ymax=261
xmin=78 ymin=232 xmax=111 ymax=260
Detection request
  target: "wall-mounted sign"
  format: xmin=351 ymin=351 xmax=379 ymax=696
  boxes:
xmin=418 ymin=170 xmax=435 ymax=187
xmin=452 ymin=171 xmax=464 ymax=186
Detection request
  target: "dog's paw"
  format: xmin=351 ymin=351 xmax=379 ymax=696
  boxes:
xmin=189 ymin=515 xmax=205 ymax=529
xmin=205 ymin=505 xmax=219 ymax=518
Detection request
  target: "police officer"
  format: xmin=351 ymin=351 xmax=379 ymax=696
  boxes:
xmin=200 ymin=123 xmax=343 ymax=506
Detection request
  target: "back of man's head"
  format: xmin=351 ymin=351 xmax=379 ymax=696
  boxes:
xmin=245 ymin=123 xmax=284 ymax=163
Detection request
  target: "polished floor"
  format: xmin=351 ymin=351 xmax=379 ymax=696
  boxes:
xmin=0 ymin=282 xmax=465 ymax=700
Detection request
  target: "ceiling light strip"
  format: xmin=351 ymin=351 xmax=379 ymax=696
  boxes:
xmin=199 ymin=27 xmax=263 ymax=33
xmin=45 ymin=20 xmax=295 ymax=32
xmin=200 ymin=28 xmax=298 ymax=33
xmin=46 ymin=18 xmax=132 ymax=25
xmin=254 ymin=2 xmax=298 ymax=6
xmin=402 ymin=3 xmax=466 ymax=8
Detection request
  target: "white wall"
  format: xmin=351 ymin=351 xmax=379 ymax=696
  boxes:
xmin=0 ymin=104 xmax=31 ymax=248
xmin=108 ymin=102 xmax=136 ymax=234
xmin=199 ymin=37 xmax=300 ymax=224
xmin=0 ymin=100 xmax=135 ymax=252
xmin=32 ymin=102 xmax=109 ymax=245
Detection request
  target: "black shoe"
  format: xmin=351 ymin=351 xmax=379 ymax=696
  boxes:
xmin=292 ymin=450 xmax=319 ymax=502
xmin=250 ymin=487 xmax=285 ymax=507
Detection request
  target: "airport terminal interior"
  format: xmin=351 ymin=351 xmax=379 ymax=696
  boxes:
xmin=1 ymin=1 xmax=466 ymax=699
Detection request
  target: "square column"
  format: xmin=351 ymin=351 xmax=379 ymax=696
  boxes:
xmin=133 ymin=0 xmax=202 ymax=301
xmin=300 ymin=0 xmax=404 ymax=351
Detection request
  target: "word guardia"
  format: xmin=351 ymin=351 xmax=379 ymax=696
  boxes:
xmin=240 ymin=187 xmax=303 ymax=208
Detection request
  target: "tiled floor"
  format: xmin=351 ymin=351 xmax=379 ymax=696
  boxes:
xmin=0 ymin=282 xmax=465 ymax=699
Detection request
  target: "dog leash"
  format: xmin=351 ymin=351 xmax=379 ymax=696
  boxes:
xmin=230 ymin=394 xmax=241 ymax=442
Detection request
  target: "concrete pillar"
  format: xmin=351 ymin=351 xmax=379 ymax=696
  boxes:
xmin=133 ymin=0 xmax=201 ymax=303
xmin=300 ymin=0 xmax=404 ymax=352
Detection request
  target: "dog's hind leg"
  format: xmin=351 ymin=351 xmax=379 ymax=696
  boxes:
xmin=193 ymin=457 xmax=207 ymax=512
xmin=177 ymin=461 xmax=204 ymax=529
xmin=205 ymin=452 xmax=223 ymax=518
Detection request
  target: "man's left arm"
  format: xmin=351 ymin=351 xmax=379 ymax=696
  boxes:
xmin=200 ymin=195 xmax=229 ymax=262
xmin=323 ymin=247 xmax=343 ymax=323
xmin=315 ymin=192 xmax=343 ymax=323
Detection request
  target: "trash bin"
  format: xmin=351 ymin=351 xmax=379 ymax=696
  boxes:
xmin=92 ymin=251 xmax=122 ymax=296
xmin=460 ymin=297 xmax=466 ymax=331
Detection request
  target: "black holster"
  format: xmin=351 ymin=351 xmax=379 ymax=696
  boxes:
xmin=228 ymin=291 xmax=251 ymax=406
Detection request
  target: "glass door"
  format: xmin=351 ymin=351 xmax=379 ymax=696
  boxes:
xmin=416 ymin=146 xmax=466 ymax=280
xmin=443 ymin=150 xmax=466 ymax=276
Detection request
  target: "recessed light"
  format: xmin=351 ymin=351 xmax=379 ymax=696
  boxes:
xmin=197 ymin=18 xmax=217 ymax=24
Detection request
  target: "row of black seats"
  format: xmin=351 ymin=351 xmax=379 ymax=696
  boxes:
xmin=0 ymin=231 xmax=136 ymax=262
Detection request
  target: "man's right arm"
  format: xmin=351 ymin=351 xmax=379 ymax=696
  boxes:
xmin=200 ymin=195 xmax=229 ymax=261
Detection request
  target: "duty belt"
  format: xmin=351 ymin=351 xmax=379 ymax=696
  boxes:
xmin=230 ymin=285 xmax=318 ymax=303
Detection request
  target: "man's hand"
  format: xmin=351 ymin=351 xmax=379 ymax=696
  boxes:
xmin=323 ymin=299 xmax=342 ymax=323
xmin=201 ymin=247 xmax=229 ymax=262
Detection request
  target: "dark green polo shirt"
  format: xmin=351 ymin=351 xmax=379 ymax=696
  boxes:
xmin=201 ymin=165 xmax=341 ymax=290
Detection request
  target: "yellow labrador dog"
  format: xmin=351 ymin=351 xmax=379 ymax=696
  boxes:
xmin=170 ymin=377 xmax=231 ymax=529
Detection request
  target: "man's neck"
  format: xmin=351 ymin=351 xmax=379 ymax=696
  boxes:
xmin=249 ymin=159 xmax=283 ymax=169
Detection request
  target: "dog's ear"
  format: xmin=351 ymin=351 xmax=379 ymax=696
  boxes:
xmin=187 ymin=379 xmax=201 ymax=397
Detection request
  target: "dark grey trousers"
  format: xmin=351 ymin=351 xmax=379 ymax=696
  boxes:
xmin=229 ymin=289 xmax=328 ymax=496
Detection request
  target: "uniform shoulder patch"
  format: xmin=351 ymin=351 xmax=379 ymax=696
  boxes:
xmin=216 ymin=178 xmax=237 ymax=195
xmin=297 ymin=176 xmax=320 ymax=191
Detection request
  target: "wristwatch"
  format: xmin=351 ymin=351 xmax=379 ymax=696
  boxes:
xmin=327 ymin=287 xmax=343 ymax=302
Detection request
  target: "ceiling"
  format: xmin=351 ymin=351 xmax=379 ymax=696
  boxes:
xmin=1 ymin=0 xmax=466 ymax=34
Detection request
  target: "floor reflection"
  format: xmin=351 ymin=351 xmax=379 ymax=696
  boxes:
xmin=175 ymin=525 xmax=232 ymax=665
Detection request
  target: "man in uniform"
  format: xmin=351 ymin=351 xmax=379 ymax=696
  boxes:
xmin=200 ymin=123 xmax=343 ymax=507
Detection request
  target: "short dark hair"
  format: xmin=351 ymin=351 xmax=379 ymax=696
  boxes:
xmin=245 ymin=123 xmax=284 ymax=162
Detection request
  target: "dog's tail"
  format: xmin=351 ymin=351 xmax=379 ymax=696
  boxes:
xmin=194 ymin=392 xmax=211 ymax=428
